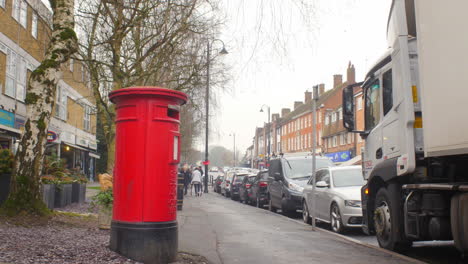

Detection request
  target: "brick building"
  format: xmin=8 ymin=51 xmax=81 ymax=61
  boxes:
xmin=252 ymin=62 xmax=364 ymax=166
xmin=0 ymin=0 xmax=98 ymax=180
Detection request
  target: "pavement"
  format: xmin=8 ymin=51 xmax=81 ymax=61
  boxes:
xmin=178 ymin=191 xmax=422 ymax=264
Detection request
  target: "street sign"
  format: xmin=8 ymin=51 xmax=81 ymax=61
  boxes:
xmin=47 ymin=131 xmax=57 ymax=142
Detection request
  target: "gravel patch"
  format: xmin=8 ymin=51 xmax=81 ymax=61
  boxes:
xmin=0 ymin=203 xmax=210 ymax=264
xmin=57 ymin=202 xmax=97 ymax=214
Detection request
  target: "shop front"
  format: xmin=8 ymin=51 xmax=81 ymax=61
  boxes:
xmin=0 ymin=109 xmax=21 ymax=151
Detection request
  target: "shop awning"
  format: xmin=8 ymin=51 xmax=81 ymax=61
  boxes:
xmin=0 ymin=124 xmax=21 ymax=136
xmin=89 ymin=152 xmax=101 ymax=159
xmin=63 ymin=142 xmax=88 ymax=151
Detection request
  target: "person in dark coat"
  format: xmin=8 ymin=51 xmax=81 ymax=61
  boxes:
xmin=181 ymin=164 xmax=192 ymax=195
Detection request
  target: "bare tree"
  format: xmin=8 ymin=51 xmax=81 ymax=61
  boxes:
xmin=3 ymin=0 xmax=78 ymax=214
xmin=77 ymin=0 xmax=227 ymax=172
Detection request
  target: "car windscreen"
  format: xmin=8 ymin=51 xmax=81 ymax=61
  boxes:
xmin=248 ymin=176 xmax=256 ymax=182
xmin=283 ymin=158 xmax=333 ymax=179
xmin=332 ymin=169 xmax=366 ymax=187
xmin=260 ymin=172 xmax=269 ymax=180
xmin=234 ymin=175 xmax=246 ymax=183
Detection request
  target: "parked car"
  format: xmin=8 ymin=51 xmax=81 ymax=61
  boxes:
xmin=239 ymin=175 xmax=257 ymax=204
xmin=249 ymin=170 xmax=269 ymax=208
xmin=302 ymin=166 xmax=366 ymax=233
xmin=214 ymin=175 xmax=224 ymax=193
xmin=229 ymin=171 xmax=250 ymax=200
xmin=267 ymin=154 xmax=334 ymax=216
xmin=221 ymin=170 xmax=235 ymax=197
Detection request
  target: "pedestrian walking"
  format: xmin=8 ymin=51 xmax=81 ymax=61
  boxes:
xmin=191 ymin=167 xmax=202 ymax=196
xmin=181 ymin=164 xmax=192 ymax=195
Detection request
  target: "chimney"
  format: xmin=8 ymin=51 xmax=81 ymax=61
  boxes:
xmin=333 ymin=74 xmax=343 ymax=88
xmin=319 ymin=83 xmax=325 ymax=96
xmin=304 ymin=91 xmax=312 ymax=103
xmin=281 ymin=108 xmax=291 ymax=117
xmin=272 ymin=113 xmax=280 ymax=121
xmin=347 ymin=62 xmax=356 ymax=84
xmin=294 ymin=101 xmax=303 ymax=110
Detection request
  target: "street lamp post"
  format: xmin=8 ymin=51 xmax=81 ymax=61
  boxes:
xmin=260 ymin=105 xmax=271 ymax=160
xmin=312 ymin=85 xmax=319 ymax=231
xmin=204 ymin=39 xmax=228 ymax=193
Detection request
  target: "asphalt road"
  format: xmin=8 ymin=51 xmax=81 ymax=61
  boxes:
xmin=178 ymin=192 xmax=420 ymax=264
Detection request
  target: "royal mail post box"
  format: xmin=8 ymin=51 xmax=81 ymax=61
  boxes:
xmin=109 ymin=87 xmax=187 ymax=264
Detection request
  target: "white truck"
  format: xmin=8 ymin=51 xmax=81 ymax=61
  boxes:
xmin=342 ymin=0 xmax=468 ymax=253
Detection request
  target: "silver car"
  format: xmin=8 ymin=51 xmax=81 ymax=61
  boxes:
xmin=302 ymin=166 xmax=366 ymax=233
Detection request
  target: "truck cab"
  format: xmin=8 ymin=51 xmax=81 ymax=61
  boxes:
xmin=342 ymin=0 xmax=468 ymax=254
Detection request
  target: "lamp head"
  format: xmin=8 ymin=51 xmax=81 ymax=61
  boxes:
xmin=219 ymin=47 xmax=228 ymax=55
xmin=260 ymin=108 xmax=264 ymax=113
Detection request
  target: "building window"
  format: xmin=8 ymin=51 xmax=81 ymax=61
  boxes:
xmin=19 ymin=0 xmax=27 ymax=28
xmin=32 ymin=13 xmax=38 ymax=38
xmin=357 ymin=97 xmax=363 ymax=110
xmin=338 ymin=108 xmax=343 ymax=120
xmin=318 ymin=130 xmax=321 ymax=146
xmin=348 ymin=132 xmax=353 ymax=143
xmin=83 ymin=105 xmax=91 ymax=131
xmin=5 ymin=50 xmax=26 ymax=101
xmin=333 ymin=136 xmax=337 ymax=147
xmin=0 ymin=0 xmax=5 ymax=8
xmin=69 ymin=59 xmax=74 ymax=72
xmin=325 ymin=114 xmax=329 ymax=125
xmin=12 ymin=0 xmax=20 ymax=21
xmin=331 ymin=112 xmax=337 ymax=123
xmin=55 ymin=86 xmax=67 ymax=120
xmin=5 ymin=50 xmax=17 ymax=97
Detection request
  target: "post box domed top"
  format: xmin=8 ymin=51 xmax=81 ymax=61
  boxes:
xmin=109 ymin=87 xmax=188 ymax=105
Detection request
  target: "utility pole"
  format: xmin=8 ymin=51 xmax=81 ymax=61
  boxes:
xmin=312 ymin=85 xmax=319 ymax=231
xmin=204 ymin=41 xmax=210 ymax=193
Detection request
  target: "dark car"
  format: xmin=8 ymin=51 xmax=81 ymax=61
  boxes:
xmin=250 ymin=170 xmax=269 ymax=208
xmin=214 ymin=175 xmax=224 ymax=193
xmin=239 ymin=175 xmax=257 ymax=204
xmin=229 ymin=172 xmax=250 ymax=200
xmin=267 ymin=154 xmax=334 ymax=216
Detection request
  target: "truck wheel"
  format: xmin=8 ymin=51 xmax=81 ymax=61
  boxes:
xmin=374 ymin=187 xmax=411 ymax=252
xmin=451 ymin=193 xmax=468 ymax=254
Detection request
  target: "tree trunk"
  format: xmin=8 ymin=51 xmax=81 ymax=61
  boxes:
xmin=3 ymin=0 xmax=77 ymax=215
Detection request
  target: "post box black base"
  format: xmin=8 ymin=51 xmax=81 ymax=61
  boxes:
xmin=110 ymin=220 xmax=178 ymax=264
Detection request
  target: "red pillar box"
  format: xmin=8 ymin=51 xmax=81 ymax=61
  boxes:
xmin=109 ymin=87 xmax=187 ymax=263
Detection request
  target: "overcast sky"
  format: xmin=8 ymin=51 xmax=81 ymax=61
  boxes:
xmin=205 ymin=0 xmax=392 ymax=156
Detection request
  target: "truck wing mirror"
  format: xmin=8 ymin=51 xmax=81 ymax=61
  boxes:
xmin=343 ymin=84 xmax=356 ymax=131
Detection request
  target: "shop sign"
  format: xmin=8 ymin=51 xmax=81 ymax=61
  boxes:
xmin=14 ymin=115 xmax=26 ymax=130
xmin=77 ymin=137 xmax=88 ymax=147
xmin=47 ymin=131 xmax=58 ymax=142
xmin=0 ymin=109 xmax=15 ymax=128
xmin=325 ymin=150 xmax=351 ymax=163
xmin=88 ymin=141 xmax=98 ymax=150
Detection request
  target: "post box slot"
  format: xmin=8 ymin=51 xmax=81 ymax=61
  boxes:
xmin=167 ymin=108 xmax=179 ymax=120
xmin=173 ymin=136 xmax=179 ymax=161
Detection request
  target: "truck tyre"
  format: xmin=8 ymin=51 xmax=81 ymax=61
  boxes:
xmin=451 ymin=193 xmax=468 ymax=254
xmin=374 ymin=186 xmax=411 ymax=252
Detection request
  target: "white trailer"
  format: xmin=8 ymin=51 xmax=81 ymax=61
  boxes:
xmin=342 ymin=0 xmax=468 ymax=254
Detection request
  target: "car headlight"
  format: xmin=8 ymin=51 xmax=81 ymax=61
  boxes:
xmin=344 ymin=200 xmax=362 ymax=208
xmin=288 ymin=182 xmax=304 ymax=193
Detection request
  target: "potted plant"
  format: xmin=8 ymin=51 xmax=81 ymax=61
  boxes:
xmin=42 ymin=154 xmax=74 ymax=208
xmin=90 ymin=188 xmax=113 ymax=229
xmin=0 ymin=149 xmax=13 ymax=205
xmin=40 ymin=175 xmax=58 ymax=209
xmin=71 ymin=168 xmax=88 ymax=204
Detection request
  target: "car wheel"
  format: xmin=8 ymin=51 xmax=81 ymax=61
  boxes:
xmin=281 ymin=197 xmax=294 ymax=217
xmin=330 ymin=203 xmax=344 ymax=234
xmin=268 ymin=196 xmax=276 ymax=212
xmin=303 ymin=201 xmax=312 ymax=225
xmin=374 ymin=187 xmax=411 ymax=251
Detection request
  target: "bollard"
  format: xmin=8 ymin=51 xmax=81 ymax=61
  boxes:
xmin=109 ymin=87 xmax=187 ymax=264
